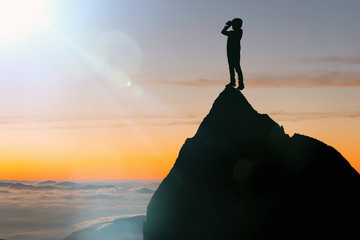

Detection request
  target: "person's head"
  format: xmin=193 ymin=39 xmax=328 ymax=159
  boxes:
xmin=231 ymin=18 xmax=243 ymax=30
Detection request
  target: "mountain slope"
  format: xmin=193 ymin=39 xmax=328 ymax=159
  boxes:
xmin=63 ymin=215 xmax=145 ymax=240
xmin=144 ymin=87 xmax=359 ymax=240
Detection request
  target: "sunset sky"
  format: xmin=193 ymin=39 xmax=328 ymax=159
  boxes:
xmin=0 ymin=0 xmax=359 ymax=179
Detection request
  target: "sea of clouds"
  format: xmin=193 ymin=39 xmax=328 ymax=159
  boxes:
xmin=0 ymin=179 xmax=160 ymax=240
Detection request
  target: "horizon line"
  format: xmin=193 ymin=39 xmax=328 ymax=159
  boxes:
xmin=0 ymin=177 xmax=163 ymax=181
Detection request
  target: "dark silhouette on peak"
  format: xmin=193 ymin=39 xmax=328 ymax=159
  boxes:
xmin=144 ymin=87 xmax=359 ymax=240
xmin=222 ymin=18 xmax=244 ymax=90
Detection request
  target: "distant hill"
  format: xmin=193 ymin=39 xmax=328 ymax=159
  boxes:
xmin=38 ymin=180 xmax=57 ymax=185
xmin=56 ymin=181 xmax=79 ymax=187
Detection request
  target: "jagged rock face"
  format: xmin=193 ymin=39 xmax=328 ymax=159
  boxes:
xmin=144 ymin=87 xmax=359 ymax=240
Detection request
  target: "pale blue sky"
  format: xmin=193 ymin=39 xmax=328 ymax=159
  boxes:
xmin=45 ymin=0 xmax=360 ymax=83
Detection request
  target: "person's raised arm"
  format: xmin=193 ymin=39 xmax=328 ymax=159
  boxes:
xmin=221 ymin=21 xmax=232 ymax=36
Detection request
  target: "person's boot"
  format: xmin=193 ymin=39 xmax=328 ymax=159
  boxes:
xmin=226 ymin=79 xmax=236 ymax=87
xmin=237 ymin=81 xmax=244 ymax=90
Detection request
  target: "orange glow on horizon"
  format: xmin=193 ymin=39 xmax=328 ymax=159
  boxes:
xmin=0 ymin=156 xmax=175 ymax=180
xmin=1 ymin=122 xmax=359 ymax=180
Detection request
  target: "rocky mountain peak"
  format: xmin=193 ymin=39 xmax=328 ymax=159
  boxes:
xmin=144 ymin=87 xmax=359 ymax=240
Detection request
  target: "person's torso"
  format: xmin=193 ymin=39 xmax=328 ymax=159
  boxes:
xmin=227 ymin=30 xmax=242 ymax=51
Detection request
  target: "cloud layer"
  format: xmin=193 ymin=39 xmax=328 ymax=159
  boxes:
xmin=297 ymin=54 xmax=360 ymax=65
xmin=0 ymin=180 xmax=160 ymax=240
xmin=150 ymin=70 xmax=360 ymax=88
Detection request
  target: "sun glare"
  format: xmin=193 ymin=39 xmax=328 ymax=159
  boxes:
xmin=0 ymin=0 xmax=49 ymax=42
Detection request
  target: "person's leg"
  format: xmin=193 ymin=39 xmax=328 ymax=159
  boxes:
xmin=235 ymin=64 xmax=244 ymax=90
xmin=233 ymin=53 xmax=244 ymax=90
xmin=228 ymin=68 xmax=236 ymax=86
xmin=227 ymin=55 xmax=236 ymax=86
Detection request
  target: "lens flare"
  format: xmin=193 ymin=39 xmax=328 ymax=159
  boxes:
xmin=91 ymin=30 xmax=142 ymax=76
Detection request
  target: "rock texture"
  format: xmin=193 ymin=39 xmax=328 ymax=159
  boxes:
xmin=144 ymin=87 xmax=359 ymax=240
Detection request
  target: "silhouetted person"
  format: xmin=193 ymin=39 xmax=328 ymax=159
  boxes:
xmin=221 ymin=18 xmax=244 ymax=90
